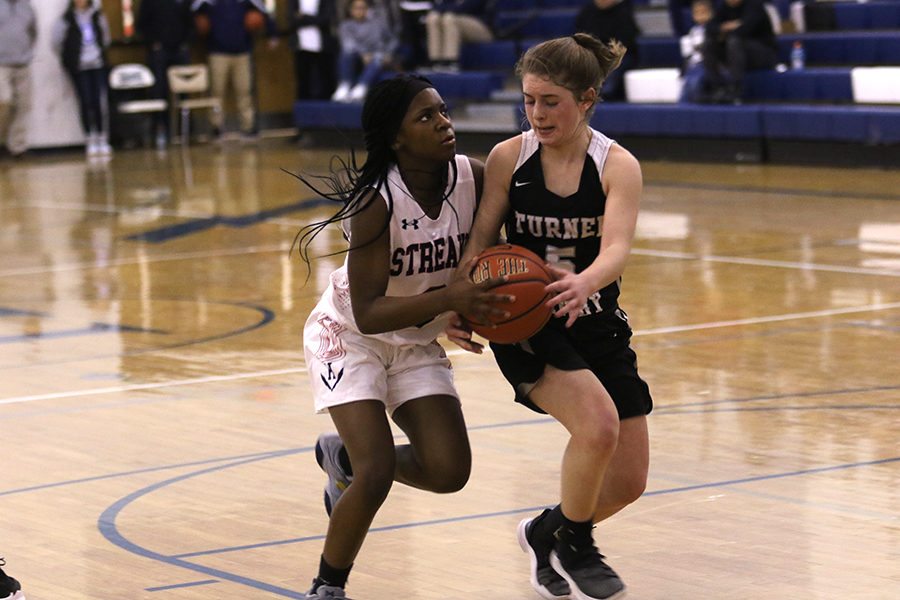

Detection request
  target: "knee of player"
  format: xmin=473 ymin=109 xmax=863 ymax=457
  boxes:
xmin=428 ymin=455 xmax=471 ymax=493
xmin=571 ymin=409 xmax=619 ymax=453
xmin=353 ymin=463 xmax=395 ymax=503
xmin=615 ymin=471 xmax=647 ymax=505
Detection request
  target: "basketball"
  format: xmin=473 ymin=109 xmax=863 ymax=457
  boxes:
xmin=244 ymin=9 xmax=265 ymax=34
xmin=462 ymin=244 xmax=554 ymax=344
xmin=194 ymin=13 xmax=211 ymax=37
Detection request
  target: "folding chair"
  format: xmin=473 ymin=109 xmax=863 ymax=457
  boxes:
xmin=108 ymin=63 xmax=168 ymax=147
xmin=167 ymin=64 xmax=223 ymax=144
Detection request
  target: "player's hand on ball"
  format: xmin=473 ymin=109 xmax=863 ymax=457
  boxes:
xmin=445 ymin=267 xmax=512 ymax=326
xmin=545 ymin=263 xmax=591 ymax=328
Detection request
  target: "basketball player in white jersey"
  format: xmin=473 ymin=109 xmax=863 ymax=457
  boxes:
xmin=449 ymin=35 xmax=653 ymax=600
xmin=295 ymin=74 xmax=509 ymax=600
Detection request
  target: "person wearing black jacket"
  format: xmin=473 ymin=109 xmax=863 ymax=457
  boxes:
xmin=136 ymin=0 xmax=195 ymax=147
xmin=574 ymin=0 xmax=640 ymax=101
xmin=52 ymin=0 xmax=112 ymax=156
xmin=288 ymin=0 xmax=338 ymax=101
xmin=703 ymin=0 xmax=778 ymax=103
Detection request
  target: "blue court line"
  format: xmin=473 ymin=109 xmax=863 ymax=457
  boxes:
xmin=0 ymin=322 xmax=168 ymax=344
xmin=0 ymin=299 xmax=275 ymax=370
xmin=95 ymin=447 xmax=900 ymax=597
xmin=0 ymin=449 xmax=303 ymax=497
xmin=125 ymin=198 xmax=330 ymax=243
xmin=97 ymin=451 xmax=311 ymax=599
xmin=170 ymin=457 xmax=900 ymax=559
xmin=0 ymin=307 xmax=47 ymax=317
xmin=146 ymin=579 xmax=218 ymax=592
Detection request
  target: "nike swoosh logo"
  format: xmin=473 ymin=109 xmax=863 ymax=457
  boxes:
xmin=514 ymin=180 xmax=531 ymax=187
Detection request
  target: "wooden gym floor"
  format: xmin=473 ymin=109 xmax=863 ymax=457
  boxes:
xmin=1 ymin=140 xmax=898 ymax=600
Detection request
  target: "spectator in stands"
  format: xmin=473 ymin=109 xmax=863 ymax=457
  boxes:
xmin=289 ymin=0 xmax=338 ymax=102
xmin=136 ymin=0 xmax=194 ymax=148
xmin=332 ymin=0 xmax=398 ymax=103
xmin=397 ymin=0 xmax=433 ymax=69
xmin=52 ymin=0 xmax=113 ymax=157
xmin=703 ymin=0 xmax=778 ymax=104
xmin=679 ymin=0 xmax=712 ymax=103
xmin=424 ymin=0 xmax=494 ymax=72
xmin=192 ymin=0 xmax=278 ymax=141
xmin=0 ymin=0 xmax=36 ymax=159
xmin=574 ymin=0 xmax=640 ymax=101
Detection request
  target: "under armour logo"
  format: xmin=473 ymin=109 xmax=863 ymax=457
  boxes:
xmin=401 ymin=218 xmax=419 ymax=230
xmin=321 ymin=362 xmax=344 ymax=391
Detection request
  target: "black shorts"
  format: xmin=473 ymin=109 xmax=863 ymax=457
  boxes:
xmin=490 ymin=309 xmax=653 ymax=420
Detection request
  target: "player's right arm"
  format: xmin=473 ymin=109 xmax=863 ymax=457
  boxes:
xmin=459 ymin=136 xmax=520 ymax=267
xmin=447 ymin=136 xmax=520 ymax=352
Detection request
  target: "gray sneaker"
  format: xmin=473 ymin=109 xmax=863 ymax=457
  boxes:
xmin=517 ymin=513 xmax=571 ymax=599
xmin=549 ymin=545 xmax=625 ymax=600
xmin=304 ymin=581 xmax=352 ymax=599
xmin=315 ymin=432 xmax=352 ymax=516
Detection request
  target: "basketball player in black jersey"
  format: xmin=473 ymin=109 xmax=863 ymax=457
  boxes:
xmin=450 ymin=35 xmax=653 ymax=600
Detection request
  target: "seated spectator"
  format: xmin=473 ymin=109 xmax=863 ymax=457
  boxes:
xmin=679 ymin=0 xmax=712 ymax=103
xmin=52 ymin=0 xmax=112 ymax=157
xmin=332 ymin=0 xmax=397 ymax=102
xmin=424 ymin=0 xmax=494 ymax=72
xmin=574 ymin=0 xmax=640 ymax=101
xmin=703 ymin=0 xmax=778 ymax=104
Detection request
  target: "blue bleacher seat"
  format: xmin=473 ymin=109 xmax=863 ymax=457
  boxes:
xmin=833 ymin=0 xmax=900 ymax=30
xmin=761 ymin=105 xmax=900 ymax=143
xmin=589 ymin=104 xmax=763 ymax=138
xmin=744 ymin=68 xmax=854 ymax=102
xmin=493 ymin=8 xmax=576 ymax=38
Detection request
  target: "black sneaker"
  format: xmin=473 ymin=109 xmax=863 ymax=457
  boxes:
xmin=549 ymin=539 xmax=625 ymax=600
xmin=517 ymin=511 xmax=571 ymax=599
xmin=0 ymin=559 xmax=24 ymax=600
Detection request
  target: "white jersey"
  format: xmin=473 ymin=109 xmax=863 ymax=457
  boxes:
xmin=313 ymin=154 xmax=476 ymax=346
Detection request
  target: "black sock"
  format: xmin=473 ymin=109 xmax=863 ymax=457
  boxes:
xmin=316 ymin=555 xmax=352 ymax=589
xmin=555 ymin=511 xmax=594 ymax=560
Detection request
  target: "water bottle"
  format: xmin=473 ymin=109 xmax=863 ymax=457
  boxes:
xmin=791 ymin=41 xmax=806 ymax=70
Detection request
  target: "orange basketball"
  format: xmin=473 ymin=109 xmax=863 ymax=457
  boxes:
xmin=244 ymin=9 xmax=265 ymax=34
xmin=194 ymin=13 xmax=210 ymax=37
xmin=462 ymin=244 xmax=554 ymax=344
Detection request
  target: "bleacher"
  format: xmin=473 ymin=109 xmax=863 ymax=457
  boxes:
xmin=294 ymin=0 xmax=900 ymax=165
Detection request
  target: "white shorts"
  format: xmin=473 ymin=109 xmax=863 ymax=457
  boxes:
xmin=304 ymin=312 xmax=458 ymax=415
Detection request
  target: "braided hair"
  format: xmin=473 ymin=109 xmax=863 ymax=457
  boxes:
xmin=291 ymin=74 xmax=458 ymax=270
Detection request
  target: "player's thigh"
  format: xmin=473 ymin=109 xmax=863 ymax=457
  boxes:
xmin=529 ymin=366 xmax=619 ymax=437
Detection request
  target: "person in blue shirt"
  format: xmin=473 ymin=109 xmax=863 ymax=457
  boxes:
xmin=191 ymin=0 xmax=278 ymax=139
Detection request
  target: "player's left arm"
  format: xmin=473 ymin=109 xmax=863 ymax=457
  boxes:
xmin=545 ymin=143 xmax=642 ymax=326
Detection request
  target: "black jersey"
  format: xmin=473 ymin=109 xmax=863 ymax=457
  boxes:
xmin=505 ymin=128 xmax=621 ymax=317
